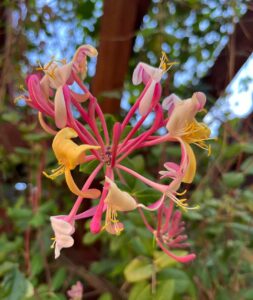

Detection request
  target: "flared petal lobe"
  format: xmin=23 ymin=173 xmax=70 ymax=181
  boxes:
xmin=44 ymin=128 xmax=101 ymax=199
xmin=50 ymin=216 xmax=75 ymax=259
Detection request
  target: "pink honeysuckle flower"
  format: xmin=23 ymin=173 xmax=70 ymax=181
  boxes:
xmin=67 ymin=281 xmax=83 ymax=300
xmin=132 ymin=52 xmax=175 ymax=116
xmin=155 ymin=204 xmax=196 ymax=263
xmin=159 ymin=162 xmax=181 ymax=180
xmin=50 ymin=216 xmax=75 ymax=259
xmin=39 ymin=45 xmax=98 ymax=128
xmin=22 ymin=44 xmax=212 ymax=264
xmin=162 ymin=91 xmax=211 ymax=183
xmin=164 ymin=91 xmax=207 ymax=136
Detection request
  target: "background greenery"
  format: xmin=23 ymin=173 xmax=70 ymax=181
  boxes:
xmin=0 ymin=0 xmax=252 ymax=299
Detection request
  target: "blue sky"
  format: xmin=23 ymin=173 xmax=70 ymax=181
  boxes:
xmin=205 ymin=53 xmax=253 ymax=135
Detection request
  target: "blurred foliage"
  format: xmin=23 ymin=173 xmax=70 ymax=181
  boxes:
xmin=0 ymin=0 xmax=253 ymax=299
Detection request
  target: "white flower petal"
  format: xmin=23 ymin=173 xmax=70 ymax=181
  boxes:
xmin=55 ymin=244 xmax=61 ymax=259
xmin=105 ymin=177 xmax=137 ymax=211
xmin=50 ymin=217 xmax=75 ymax=235
xmin=55 ymin=234 xmax=74 ymax=248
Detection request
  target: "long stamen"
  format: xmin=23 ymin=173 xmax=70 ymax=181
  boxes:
xmin=166 ymin=190 xmax=199 ymax=211
xmin=176 ymin=189 xmax=187 ymax=196
xmin=159 ymin=51 xmax=178 ymax=73
xmin=43 ymin=164 xmax=65 ymax=180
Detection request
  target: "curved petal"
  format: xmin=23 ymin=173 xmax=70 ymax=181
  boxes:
xmin=54 ymin=235 xmax=74 ymax=259
xmin=65 ymin=168 xmax=101 ymax=199
xmin=162 ymin=93 xmax=181 ymax=114
xmin=55 ymin=234 xmax=74 ymax=248
xmin=38 ymin=112 xmax=57 ymax=135
xmin=139 ymin=80 xmax=156 ymax=116
xmin=132 ymin=62 xmax=163 ymax=85
xmin=194 ymin=91 xmax=206 ymax=110
xmin=182 ymin=142 xmax=196 ymax=184
xmin=50 ymin=217 xmax=75 ymax=235
xmin=105 ymin=177 xmax=137 ymax=211
xmin=54 ymin=86 xmax=67 ymax=128
xmin=72 ymin=45 xmax=98 ymax=79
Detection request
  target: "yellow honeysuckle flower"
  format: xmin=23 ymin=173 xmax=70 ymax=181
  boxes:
xmin=164 ymin=92 xmax=211 ymax=184
xmin=103 ymin=177 xmax=138 ymax=235
xmin=43 ymin=127 xmax=101 ymax=199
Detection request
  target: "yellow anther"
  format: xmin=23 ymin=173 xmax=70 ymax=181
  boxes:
xmin=176 ymin=189 xmax=187 ymax=196
xmin=166 ymin=191 xmax=199 ymax=212
xmin=19 ymin=85 xmax=26 ymax=93
xmin=159 ymin=51 xmax=178 ymax=73
xmin=50 ymin=237 xmax=56 ymax=249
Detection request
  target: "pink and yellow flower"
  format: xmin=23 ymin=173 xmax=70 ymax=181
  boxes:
xmin=23 ymin=45 xmax=212 ymax=263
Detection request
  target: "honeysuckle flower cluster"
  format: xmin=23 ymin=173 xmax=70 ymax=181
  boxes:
xmin=21 ymin=44 xmax=211 ymax=263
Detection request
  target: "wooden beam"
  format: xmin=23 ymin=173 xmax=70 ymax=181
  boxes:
xmin=91 ymin=0 xmax=150 ymax=114
xmin=204 ymin=8 xmax=253 ymax=100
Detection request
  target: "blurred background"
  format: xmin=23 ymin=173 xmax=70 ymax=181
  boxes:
xmin=0 ymin=0 xmax=253 ymax=299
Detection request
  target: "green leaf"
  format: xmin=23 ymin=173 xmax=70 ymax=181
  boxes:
xmin=153 ymin=251 xmax=179 ymax=270
xmin=1 ymin=111 xmax=21 ymax=124
xmin=0 ymin=262 xmax=16 ymax=276
xmin=222 ymin=172 xmax=244 ymax=188
xmin=98 ymin=292 xmax=112 ymax=300
xmin=131 ymin=155 xmax=145 ymax=173
xmin=118 ymin=158 xmax=137 ymax=190
xmin=23 ymin=132 xmax=49 ymax=142
xmin=226 ymin=222 xmax=253 ymax=235
xmin=133 ymin=188 xmax=161 ymax=203
xmin=155 ymin=279 xmax=175 ymax=300
xmin=129 ymin=282 xmax=148 ymax=300
xmin=52 ymin=268 xmax=67 ymax=291
xmin=124 ymin=257 xmax=153 ymax=283
xmin=135 ymin=283 xmax=152 ymax=300
xmin=83 ymin=232 xmax=101 ymax=245
xmin=76 ymin=1 xmax=95 ymax=20
xmin=0 ymin=267 xmax=27 ymax=300
xmin=240 ymin=289 xmax=253 ymax=300
xmin=241 ymin=143 xmax=253 ymax=154
xmin=79 ymin=159 xmax=99 ymax=174
xmin=158 ymin=268 xmax=192 ymax=294
xmin=15 ymin=147 xmax=31 ymax=155
xmin=120 ymin=125 xmax=133 ymax=140
xmin=29 ymin=212 xmax=46 ymax=228
xmin=25 ymin=280 xmax=34 ymax=298
xmin=31 ymin=253 xmax=44 ymax=277
xmin=223 ymin=144 xmax=242 ymax=159
xmin=240 ymin=157 xmax=253 ymax=175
